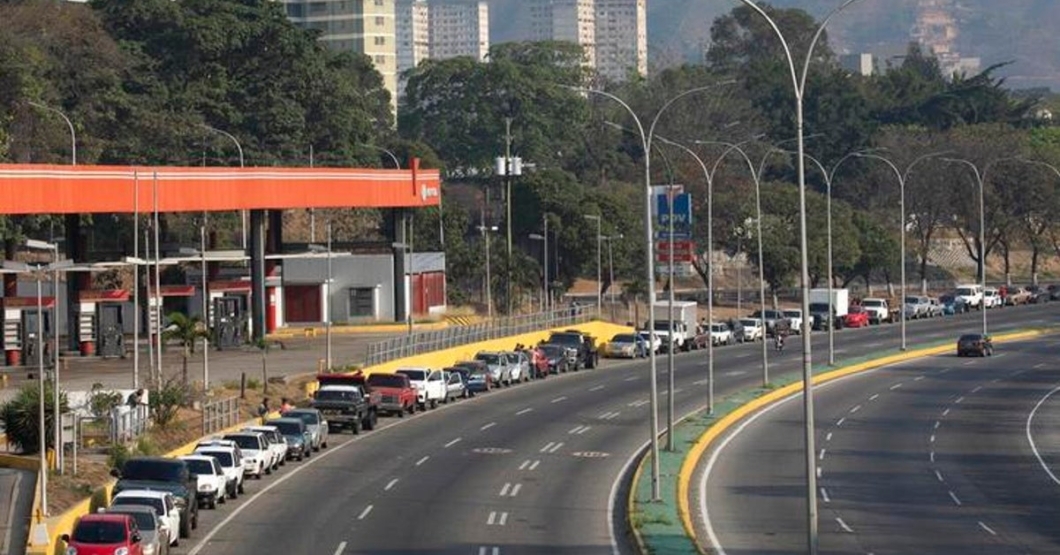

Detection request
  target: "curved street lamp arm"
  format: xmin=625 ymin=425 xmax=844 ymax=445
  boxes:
xmin=564 ymin=86 xmax=648 ymax=156
xmin=646 ymin=81 xmax=736 ymax=152
xmin=1017 ymin=158 xmax=1060 ymax=180
xmin=27 ymin=101 xmax=77 ymax=165
xmin=360 ymin=144 xmax=401 ymax=169
xmin=735 ymin=1 xmax=800 ymax=95
xmin=201 ymin=124 xmax=245 ymax=167
xmin=798 ymin=0 xmax=864 ymax=96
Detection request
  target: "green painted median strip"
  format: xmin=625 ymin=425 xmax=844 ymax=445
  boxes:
xmin=628 ymin=329 xmax=1053 ymax=555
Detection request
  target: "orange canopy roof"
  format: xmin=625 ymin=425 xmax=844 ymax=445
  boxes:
xmin=0 ymin=161 xmax=440 ymax=214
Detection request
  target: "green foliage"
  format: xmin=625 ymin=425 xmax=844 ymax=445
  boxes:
xmin=87 ymin=387 xmax=124 ymax=419
xmin=106 ymin=443 xmax=130 ymax=470
xmin=0 ymin=383 xmax=68 ymax=454
xmin=149 ymin=376 xmax=190 ymax=429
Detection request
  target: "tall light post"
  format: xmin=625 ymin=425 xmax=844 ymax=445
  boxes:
xmin=798 ymin=151 xmax=865 ymax=365
xmin=733 ymin=1 xmax=864 ymax=550
xmin=529 ymin=218 xmax=550 ymax=313
xmin=26 ymin=239 xmax=62 ymax=472
xmin=477 ymin=224 xmax=499 ymax=319
xmin=1018 ymin=158 xmax=1060 ymax=285
xmin=568 ymin=81 xmax=734 ymax=501
xmin=584 ymin=215 xmax=603 ymax=316
xmin=326 ymin=222 xmax=334 ymax=369
xmin=855 ymin=151 xmax=945 ymax=351
xmin=602 ymin=234 xmax=623 ymax=322
xmin=942 ymin=157 xmax=989 ymax=336
xmin=201 ymin=125 xmax=246 ymax=250
xmin=27 ymin=101 xmax=76 ymax=165
xmin=179 ymin=231 xmax=213 ymax=389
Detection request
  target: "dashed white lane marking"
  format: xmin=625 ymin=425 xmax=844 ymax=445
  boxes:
xmin=930 ymin=435 xmax=936 ymax=443
xmin=444 ymin=437 xmax=462 ymax=448
xmin=334 ymin=541 xmax=347 ymax=555
xmin=625 ymin=376 xmax=639 ymax=382
xmin=590 ymin=385 xmax=606 ymax=392
xmin=499 ymin=483 xmax=512 ymax=496
xmin=569 ymin=425 xmax=592 ymax=435
xmin=357 ymin=505 xmax=373 ymax=520
xmin=935 ymin=470 xmax=944 ymax=482
xmin=850 ymin=405 xmax=862 ymax=414
xmin=817 ymin=467 xmax=822 ymax=478
xmin=487 ymin=511 xmax=509 ymax=526
xmin=599 ymin=411 xmax=621 ymax=420
xmin=548 ymin=442 xmax=564 ymax=453
xmin=993 ymin=353 xmax=1008 ymax=358
xmin=1035 ymin=363 xmax=1047 ymax=369
xmin=836 ymin=517 xmax=854 ymax=533
xmin=979 ymin=521 xmax=998 ymax=536
xmin=551 ymin=396 xmax=568 ymax=403
xmin=939 ymin=368 xmax=951 ymax=374
xmin=942 ymin=408 xmax=951 ymax=417
xmin=890 ymin=383 xmax=903 ymax=390
xmin=733 ymin=353 xmax=752 ymax=359
xmin=723 ymin=370 xmax=747 ymax=377
xmin=478 ymin=547 xmax=501 ymax=555
xmin=869 ymin=394 xmax=880 ymax=401
xmin=384 ymin=479 xmax=399 ymax=491
xmin=519 ymin=459 xmax=541 ymax=471
xmin=516 ymin=408 xmax=534 ymax=416
xmin=481 ymin=422 xmax=497 ymax=431
xmin=955 ymin=397 xmax=965 ymax=404
xmin=820 ymin=487 xmax=830 ymax=503
xmin=949 ymin=491 xmax=962 ymax=506
xmin=673 ymin=388 xmax=684 ymax=394
xmin=694 ymin=379 xmax=710 ymax=386
xmin=415 ymin=456 xmax=430 ymax=466
xmin=934 ymin=421 xmax=941 ymax=430
xmin=963 ymin=360 xmax=976 ymax=366
xmin=837 ymin=417 xmax=846 ymax=427
xmin=529 ymin=460 xmax=540 ymax=470
xmin=972 ymin=386 xmax=982 ymax=394
xmin=540 ymin=442 xmax=557 ymax=453
xmin=628 ymin=399 xmax=650 ymax=407
xmin=914 ymin=375 xmax=925 ymax=381
xmin=819 ymin=449 xmax=826 ymax=460
xmin=826 ymin=432 xmax=833 ymax=442
xmin=930 ymin=451 xmax=935 ymax=463
xmin=510 ymin=483 xmax=522 ymax=496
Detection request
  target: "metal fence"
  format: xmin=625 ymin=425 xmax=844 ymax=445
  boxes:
xmin=202 ymin=396 xmax=241 ymax=435
xmin=77 ymin=405 xmax=150 ymax=449
xmin=363 ymin=306 xmax=600 ymax=367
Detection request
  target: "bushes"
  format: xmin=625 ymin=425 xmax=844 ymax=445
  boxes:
xmin=149 ymin=375 xmax=191 ymax=429
xmin=0 ymin=383 xmax=68 ymax=454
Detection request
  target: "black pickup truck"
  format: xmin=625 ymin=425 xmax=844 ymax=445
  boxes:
xmin=546 ymin=330 xmax=598 ymax=370
xmin=111 ymin=456 xmax=199 ymax=538
xmin=310 ymin=383 xmax=377 ymax=433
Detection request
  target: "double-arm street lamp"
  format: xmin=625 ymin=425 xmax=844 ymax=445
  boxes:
xmin=941 ymin=157 xmax=991 ymax=336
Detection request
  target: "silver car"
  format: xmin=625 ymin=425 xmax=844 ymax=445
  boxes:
xmin=106 ymin=504 xmax=169 ymax=555
xmin=284 ymin=408 xmax=329 ymax=451
xmin=474 ymin=351 xmax=514 ymax=386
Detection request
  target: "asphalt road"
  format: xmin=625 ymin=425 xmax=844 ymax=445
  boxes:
xmin=157 ymin=304 xmax=1059 ymax=555
xmin=696 ymin=331 xmax=1060 ymax=555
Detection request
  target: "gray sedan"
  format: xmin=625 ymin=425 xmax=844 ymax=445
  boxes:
xmin=284 ymin=408 xmax=329 ymax=451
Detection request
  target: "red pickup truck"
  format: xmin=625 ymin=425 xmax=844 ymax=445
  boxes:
xmin=365 ymin=372 xmax=418 ymax=417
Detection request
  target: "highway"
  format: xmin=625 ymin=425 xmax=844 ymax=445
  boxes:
xmin=165 ymin=304 xmax=1058 ymax=555
xmin=696 ymin=332 xmax=1060 ymax=555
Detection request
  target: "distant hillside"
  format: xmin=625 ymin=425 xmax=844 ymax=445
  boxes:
xmin=483 ymin=0 xmax=1059 ymax=91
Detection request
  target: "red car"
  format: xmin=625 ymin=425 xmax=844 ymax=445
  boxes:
xmin=365 ymin=372 xmax=418 ymax=416
xmin=843 ymin=306 xmax=870 ymax=328
xmin=62 ymin=513 xmax=144 ymax=555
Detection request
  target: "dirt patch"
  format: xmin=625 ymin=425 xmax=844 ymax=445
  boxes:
xmin=48 ymin=456 xmax=111 ymax=516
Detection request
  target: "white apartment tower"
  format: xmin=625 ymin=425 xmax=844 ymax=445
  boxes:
xmin=396 ymin=0 xmax=430 ymax=100
xmin=430 ymin=1 xmax=490 ymax=61
xmin=528 ymin=0 xmax=597 ymax=67
xmin=282 ymin=0 xmax=398 ymax=108
xmin=594 ymin=0 xmax=646 ymax=82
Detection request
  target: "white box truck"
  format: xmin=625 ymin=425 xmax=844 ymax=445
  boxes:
xmin=807 ymin=289 xmax=849 ymax=330
xmin=649 ymin=301 xmax=699 ymax=352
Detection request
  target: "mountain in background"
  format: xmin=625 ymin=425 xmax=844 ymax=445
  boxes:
xmin=484 ymin=0 xmax=1059 ymax=91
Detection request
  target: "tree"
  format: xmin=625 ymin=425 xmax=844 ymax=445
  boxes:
xmin=837 ymin=212 xmax=900 ymax=293
xmin=0 ymin=383 xmax=68 ymax=454
xmin=162 ymin=312 xmax=208 ymax=386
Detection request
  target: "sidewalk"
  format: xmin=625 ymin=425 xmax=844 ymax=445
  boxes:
xmin=0 ymin=467 xmax=34 ymax=555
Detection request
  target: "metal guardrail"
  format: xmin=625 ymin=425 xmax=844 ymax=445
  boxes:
xmin=363 ymin=306 xmax=599 ymax=367
xmin=202 ymin=396 xmax=241 ymax=435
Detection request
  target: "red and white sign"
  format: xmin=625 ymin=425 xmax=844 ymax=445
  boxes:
xmin=655 ymin=252 xmax=695 ymax=263
xmin=655 ymin=241 xmax=694 ymax=254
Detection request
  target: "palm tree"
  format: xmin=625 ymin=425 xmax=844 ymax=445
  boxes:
xmin=163 ymin=312 xmax=208 ymax=385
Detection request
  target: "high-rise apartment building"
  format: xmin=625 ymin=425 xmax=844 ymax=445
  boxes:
xmin=396 ymin=0 xmax=430 ymax=99
xmin=282 ymin=0 xmax=398 ymax=108
xmin=594 ymin=0 xmax=646 ymax=82
xmin=430 ymin=1 xmax=489 ymax=61
xmin=527 ymin=0 xmax=597 ymax=67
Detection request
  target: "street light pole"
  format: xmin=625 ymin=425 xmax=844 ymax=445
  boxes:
xmin=734 ymin=1 xmax=864 ymax=551
xmin=202 ymin=125 xmax=246 ymax=250
xmin=326 ymin=221 xmax=334 ymax=370
xmin=359 ymin=144 xmax=401 ymax=169
xmin=603 ymin=235 xmax=621 ymax=322
xmin=200 ymin=225 xmax=210 ymax=390
xmin=584 ymin=215 xmax=602 ymax=317
xmin=856 ymin=152 xmax=945 ymax=350
xmin=27 ymin=101 xmax=76 ymax=165
xmin=942 ymin=158 xmax=989 ymax=336
xmin=478 ymin=225 xmax=498 ymax=319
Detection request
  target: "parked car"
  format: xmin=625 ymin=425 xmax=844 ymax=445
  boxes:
xmin=955 ymin=283 xmax=984 ymax=310
xmin=396 ymin=367 xmax=447 ymax=408
xmin=902 ymin=295 xmax=931 ymax=319
xmin=603 ymin=333 xmax=647 ymax=358
xmin=505 ymin=351 xmax=530 ymax=383
xmin=737 ymin=318 xmax=764 ymax=342
xmin=110 ymin=490 xmax=181 ymax=547
xmin=62 ymin=513 xmax=147 ymax=555
xmin=366 ymin=372 xmax=418 ymax=416
xmin=751 ymin=309 xmax=789 ymax=335
xmin=956 ymin=333 xmax=993 ymax=357
xmin=537 ymin=344 xmax=572 ymax=374
xmin=1005 ymin=286 xmax=1033 ymax=306
xmin=925 ymin=297 xmax=944 ymax=318
xmin=221 ymin=431 xmax=274 ymax=478
xmin=1026 ymin=285 xmax=1050 ymax=304
xmin=310 ymin=384 xmax=376 ymax=433
xmin=938 ymin=294 xmax=967 ymax=315
xmin=177 ymin=455 xmax=227 ymax=509
xmin=547 ymin=330 xmax=598 ymax=369
xmin=726 ymin=319 xmax=746 ymax=343
xmin=781 ymin=309 xmax=804 ymax=334
xmin=860 ymin=298 xmax=892 ymax=324
xmin=110 ymin=457 xmax=198 ymax=540
xmin=265 ymin=417 xmax=311 ymax=461
xmin=843 ymin=305 xmax=871 ymax=328
xmin=473 ymin=352 xmax=515 ymax=387
xmin=983 ymin=287 xmax=1002 ymax=308
xmin=105 ymin=504 xmax=169 ymax=555
xmin=529 ymin=347 xmax=551 ymax=378
xmin=442 ymin=370 xmax=468 ymax=402
xmin=708 ymin=322 xmax=735 ymax=346
xmin=243 ymin=425 xmax=289 ymax=467
xmin=636 ymin=330 xmax=664 ymax=354
xmin=283 ymin=408 xmax=329 ymax=451
xmin=452 ymin=360 xmax=493 ymax=393
xmin=192 ymin=444 xmax=244 ymax=497
xmin=1048 ymin=284 xmax=1060 ymax=301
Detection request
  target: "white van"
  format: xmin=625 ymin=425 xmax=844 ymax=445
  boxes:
xmin=955 ymin=284 xmax=983 ymax=310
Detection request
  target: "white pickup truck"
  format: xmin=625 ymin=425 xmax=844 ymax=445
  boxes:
xmin=860 ymin=298 xmax=892 ymax=324
xmin=396 ymin=367 xmax=447 ymax=410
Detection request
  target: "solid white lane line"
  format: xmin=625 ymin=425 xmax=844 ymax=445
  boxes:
xmin=825 ymin=432 xmax=833 ymax=442
xmin=836 ymin=518 xmax=854 ymax=533
xmin=955 ymin=397 xmax=965 ymax=404
xmin=334 ymin=541 xmax=347 ymax=555
xmin=890 ymin=383 xmax=903 ymax=390
xmin=416 ymin=456 xmax=430 ymax=466
xmin=869 ymin=394 xmax=880 ymax=401
xmin=444 ymin=437 xmax=462 ymax=448
xmin=552 ymin=396 xmax=568 ymax=403
xmin=516 ymin=408 xmax=534 ymax=416
xmin=549 ymin=442 xmax=564 ymax=453
xmin=935 ymin=470 xmax=944 ymax=482
xmin=510 ymin=483 xmax=522 ymax=497
xmin=499 ymin=483 xmax=511 ymax=497
xmin=529 ymin=460 xmax=540 ymax=471
xmin=590 ymin=385 xmax=606 ymax=392
xmin=820 ymin=487 xmax=830 ymax=503
xmin=384 ymin=479 xmax=399 ymax=491
xmin=1026 ymin=384 xmax=1060 ymax=486
xmin=357 ymin=505 xmax=373 ymax=520
xmin=949 ymin=491 xmax=962 ymax=506
xmin=978 ymin=521 xmax=997 ymax=536
xmin=481 ymin=422 xmax=497 ymax=431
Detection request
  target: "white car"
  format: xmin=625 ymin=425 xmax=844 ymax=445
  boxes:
xmin=782 ymin=309 xmax=804 ymax=334
xmin=738 ymin=318 xmax=764 ymax=342
xmin=179 ymin=455 xmax=227 ymax=509
xmin=860 ymin=298 xmax=891 ymax=324
xmin=955 ymin=283 xmax=984 ymax=310
xmin=396 ymin=367 xmax=447 ymax=409
xmin=223 ymin=431 xmax=274 ymax=479
xmin=194 ymin=444 xmax=245 ymax=498
xmin=505 ymin=351 xmax=530 ymax=383
xmin=110 ymin=490 xmax=180 ymax=547
xmin=983 ymin=287 xmax=1002 ymax=308
xmin=708 ymin=322 xmax=735 ymax=346
xmin=637 ymin=330 xmax=663 ymax=354
xmin=244 ymin=425 xmax=288 ymax=468
xmin=442 ymin=370 xmax=468 ymax=402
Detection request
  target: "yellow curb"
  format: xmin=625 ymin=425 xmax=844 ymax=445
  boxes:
xmin=664 ymin=328 xmax=1052 ymax=555
xmin=627 ymin=444 xmax=650 ymax=555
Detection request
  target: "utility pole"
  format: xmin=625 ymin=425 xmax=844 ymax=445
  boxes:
xmin=504 ymin=117 xmax=513 ymax=315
